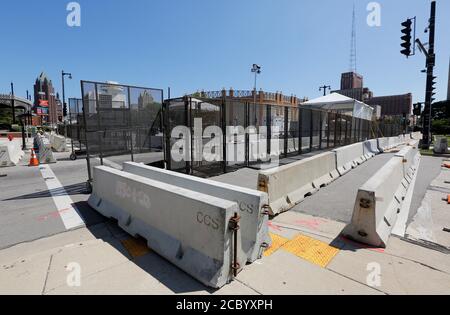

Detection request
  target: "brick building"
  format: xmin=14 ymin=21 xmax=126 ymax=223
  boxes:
xmin=33 ymin=72 xmax=62 ymax=126
xmin=332 ymin=72 xmax=412 ymax=118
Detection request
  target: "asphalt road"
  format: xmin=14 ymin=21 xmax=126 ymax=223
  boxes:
xmin=291 ymin=153 xmax=396 ymax=223
xmin=0 ymin=151 xmax=105 ymax=250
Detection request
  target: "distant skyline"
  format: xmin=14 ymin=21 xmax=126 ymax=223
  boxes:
xmin=1 ymin=0 xmax=449 ymax=104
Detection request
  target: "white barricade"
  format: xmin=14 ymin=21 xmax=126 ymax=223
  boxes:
xmin=35 ymin=136 xmax=56 ymax=164
xmin=377 ymin=138 xmax=389 ymax=152
xmin=51 ymin=134 xmax=67 ymax=152
xmin=343 ymin=145 xmax=421 ymax=248
xmin=0 ymin=140 xmax=24 ymax=167
xmin=122 ymin=162 xmax=270 ymax=263
xmin=88 ymin=166 xmax=246 ymax=288
xmin=362 ymin=139 xmax=380 ymax=159
xmin=257 ymin=152 xmax=339 ymax=215
xmin=333 ymin=142 xmax=366 ymax=176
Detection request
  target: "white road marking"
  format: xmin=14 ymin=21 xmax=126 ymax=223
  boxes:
xmin=39 ymin=164 xmax=85 ymax=230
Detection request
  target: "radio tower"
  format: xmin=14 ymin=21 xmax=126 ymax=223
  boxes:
xmin=349 ymin=4 xmax=357 ymax=73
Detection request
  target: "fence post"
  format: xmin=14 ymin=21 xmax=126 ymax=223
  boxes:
xmin=284 ymin=106 xmax=288 ymax=157
xmin=327 ymin=112 xmax=330 ymax=148
xmin=318 ymin=111 xmax=323 ymax=150
xmin=185 ymin=97 xmax=191 ymax=175
xmin=298 ymin=107 xmax=303 ymax=155
xmin=222 ymin=97 xmax=227 ymax=174
xmin=245 ymin=102 xmax=249 ymax=167
xmin=266 ymin=104 xmax=271 ymax=157
xmin=309 ymin=109 xmax=313 ymax=152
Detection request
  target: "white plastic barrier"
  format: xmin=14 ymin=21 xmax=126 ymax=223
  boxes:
xmin=122 ymin=162 xmax=270 ymax=262
xmin=333 ymin=142 xmax=366 ymax=176
xmin=0 ymin=140 xmax=24 ymax=167
xmin=88 ymin=166 xmax=246 ymax=288
xmin=257 ymin=152 xmax=339 ymax=215
xmin=362 ymin=139 xmax=379 ymax=159
xmin=35 ymin=136 xmax=56 ymax=164
xmin=343 ymin=145 xmax=420 ymax=248
xmin=50 ymin=134 xmax=67 ymax=152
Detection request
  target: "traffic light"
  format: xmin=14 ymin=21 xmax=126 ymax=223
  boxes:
xmin=401 ymin=19 xmax=413 ymax=57
xmin=63 ymin=102 xmax=68 ymax=117
xmin=413 ymin=103 xmax=422 ymax=116
xmin=427 ymin=76 xmax=437 ymax=104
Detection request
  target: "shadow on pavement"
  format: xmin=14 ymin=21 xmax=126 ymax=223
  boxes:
xmin=85 ymin=216 xmax=216 ymax=294
xmin=3 ymin=183 xmax=89 ymax=201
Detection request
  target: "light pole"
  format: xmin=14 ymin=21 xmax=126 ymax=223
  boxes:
xmin=319 ymin=85 xmax=331 ymax=96
xmin=251 ymin=64 xmax=261 ymax=125
xmin=62 ymin=70 xmax=72 ymax=136
xmin=10 ymin=82 xmax=16 ymax=125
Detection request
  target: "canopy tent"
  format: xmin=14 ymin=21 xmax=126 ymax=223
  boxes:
xmin=302 ymin=93 xmax=374 ymax=121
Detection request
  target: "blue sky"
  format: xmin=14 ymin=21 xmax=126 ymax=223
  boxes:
xmin=1 ymin=0 xmax=449 ymax=103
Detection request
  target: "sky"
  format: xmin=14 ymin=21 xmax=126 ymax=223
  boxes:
xmin=1 ymin=0 xmax=449 ymax=103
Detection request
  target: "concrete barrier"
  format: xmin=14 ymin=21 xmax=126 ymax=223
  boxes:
xmin=35 ymin=136 xmax=56 ymax=164
xmin=343 ymin=145 xmax=420 ymax=248
xmin=122 ymin=162 xmax=270 ymax=262
xmin=387 ymin=136 xmax=401 ymax=150
xmin=0 ymin=140 xmax=24 ymax=167
xmin=88 ymin=166 xmax=246 ymax=288
xmin=363 ymin=139 xmax=379 ymax=159
xmin=333 ymin=142 xmax=366 ymax=176
xmin=377 ymin=138 xmax=389 ymax=152
xmin=257 ymin=152 xmax=339 ymax=215
xmin=411 ymin=132 xmax=423 ymax=140
xmin=398 ymin=140 xmax=420 ymax=180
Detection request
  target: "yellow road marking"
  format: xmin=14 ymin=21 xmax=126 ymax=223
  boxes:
xmin=121 ymin=238 xmax=151 ymax=259
xmin=264 ymin=233 xmax=290 ymax=257
xmin=281 ymin=234 xmax=340 ymax=268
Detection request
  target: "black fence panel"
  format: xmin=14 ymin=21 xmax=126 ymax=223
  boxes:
xmin=163 ymin=97 xmax=407 ymax=177
xmin=81 ymin=81 xmax=163 ymax=183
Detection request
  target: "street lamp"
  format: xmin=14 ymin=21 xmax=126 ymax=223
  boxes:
xmin=62 ymin=71 xmax=72 ymax=137
xmin=62 ymin=70 xmax=72 ymax=119
xmin=251 ymin=64 xmax=261 ymax=125
xmin=319 ymin=85 xmax=331 ymax=96
xmin=10 ymin=82 xmax=15 ymax=125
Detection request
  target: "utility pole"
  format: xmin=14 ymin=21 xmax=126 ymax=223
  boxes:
xmin=402 ymin=1 xmax=437 ymax=149
xmin=62 ymin=70 xmax=72 ymax=136
xmin=319 ymin=85 xmax=331 ymax=96
xmin=420 ymin=1 xmax=436 ymax=150
xmin=11 ymin=82 xmax=16 ymax=125
xmin=251 ymin=64 xmax=261 ymax=125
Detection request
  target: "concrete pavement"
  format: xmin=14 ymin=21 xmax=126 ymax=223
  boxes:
xmin=1 ymin=206 xmax=450 ymax=295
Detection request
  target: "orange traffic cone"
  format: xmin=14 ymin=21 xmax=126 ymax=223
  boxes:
xmin=29 ymin=149 xmax=39 ymax=167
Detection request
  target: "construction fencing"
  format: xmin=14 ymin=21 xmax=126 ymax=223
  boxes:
xmin=80 ymin=81 xmax=164 ymax=184
xmin=164 ymin=96 xmax=408 ymax=177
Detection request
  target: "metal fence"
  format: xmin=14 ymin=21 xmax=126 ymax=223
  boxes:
xmin=80 ymin=81 xmax=164 ymax=184
xmin=164 ymin=96 xmax=408 ymax=177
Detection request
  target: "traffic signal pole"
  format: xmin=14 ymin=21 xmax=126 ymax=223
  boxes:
xmin=421 ymin=1 xmax=436 ymax=150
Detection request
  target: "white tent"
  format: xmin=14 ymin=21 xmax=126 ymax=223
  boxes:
xmin=302 ymin=93 xmax=374 ymax=121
